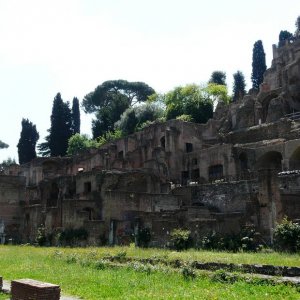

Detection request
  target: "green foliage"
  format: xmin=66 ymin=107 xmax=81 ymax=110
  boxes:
xmin=278 ymin=30 xmax=294 ymax=47
xmin=181 ymin=265 xmax=196 ymax=280
xmin=211 ymin=269 xmax=239 ymax=284
xmin=0 ymin=157 xmax=16 ymax=173
xmin=295 ymin=16 xmax=300 ymax=38
xmin=1 ymin=246 xmax=300 ymax=299
xmin=94 ymin=259 xmax=108 ymax=270
xmin=170 ymin=229 xmax=192 ymax=251
xmin=39 ymin=93 xmax=73 ymax=157
xmin=176 ymin=114 xmax=193 ymax=122
xmin=164 ymin=84 xmax=213 ymax=124
xmin=82 ymin=80 xmax=155 ymax=138
xmin=67 ymin=130 xmax=123 ymax=156
xmin=251 ymin=40 xmax=267 ymax=90
xmin=71 ymin=97 xmax=80 ymax=134
xmin=114 ymin=250 xmax=127 ymax=262
xmin=115 ymin=102 xmax=164 ymax=135
xmin=200 ymin=227 xmax=261 ymax=252
xmin=83 ymin=80 xmax=155 ymax=113
xmin=67 ymin=134 xmax=97 ymax=155
xmin=233 ymin=71 xmax=246 ymax=102
xmin=17 ymin=118 xmax=39 ymax=164
xmin=0 ymin=140 xmax=8 ymax=149
xmin=97 ymin=129 xmax=123 ymax=146
xmin=59 ymin=227 xmax=89 ymax=246
xmin=91 ymin=93 xmax=130 ymax=138
xmin=205 ymin=83 xmax=231 ymax=104
xmin=137 ymin=228 xmax=152 ymax=248
xmin=273 ymin=217 xmax=300 ymax=252
xmin=35 ymin=224 xmax=47 ymax=246
xmin=209 ymin=71 xmax=226 ymax=85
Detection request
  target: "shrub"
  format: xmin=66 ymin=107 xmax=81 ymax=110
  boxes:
xmin=137 ymin=228 xmax=151 ymax=248
xmin=273 ymin=217 xmax=300 ymax=252
xmin=211 ymin=269 xmax=239 ymax=284
xmin=35 ymin=224 xmax=47 ymax=246
xmin=59 ymin=227 xmax=89 ymax=246
xmin=94 ymin=259 xmax=107 ymax=270
xmin=114 ymin=250 xmax=127 ymax=262
xmin=176 ymin=114 xmax=193 ymax=122
xmin=170 ymin=229 xmax=192 ymax=251
xmin=181 ymin=265 xmax=196 ymax=280
xmin=199 ymin=226 xmax=261 ymax=252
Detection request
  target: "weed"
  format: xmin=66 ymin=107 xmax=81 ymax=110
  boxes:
xmin=211 ymin=269 xmax=239 ymax=284
xmin=181 ymin=265 xmax=196 ymax=280
xmin=114 ymin=250 xmax=127 ymax=262
xmin=65 ymin=253 xmax=79 ymax=264
xmin=94 ymin=259 xmax=108 ymax=270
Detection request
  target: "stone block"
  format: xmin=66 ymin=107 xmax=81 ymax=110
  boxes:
xmin=11 ymin=279 xmax=60 ymax=300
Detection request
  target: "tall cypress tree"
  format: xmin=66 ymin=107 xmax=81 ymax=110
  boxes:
xmin=209 ymin=71 xmax=226 ymax=85
xmin=39 ymin=93 xmax=73 ymax=157
xmin=251 ymin=40 xmax=267 ymax=90
xmin=71 ymin=97 xmax=80 ymax=134
xmin=17 ymin=119 xmax=39 ymax=164
xmin=233 ymin=71 xmax=246 ymax=102
xmin=295 ymin=16 xmax=300 ymax=38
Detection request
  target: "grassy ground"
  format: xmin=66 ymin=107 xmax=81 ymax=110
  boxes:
xmin=0 ymin=246 xmax=299 ymax=299
xmin=0 ymin=293 xmax=7 ymax=300
xmin=27 ymin=244 xmax=300 ymax=266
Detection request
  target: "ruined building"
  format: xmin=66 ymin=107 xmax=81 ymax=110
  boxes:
xmin=1 ymin=39 xmax=300 ymax=246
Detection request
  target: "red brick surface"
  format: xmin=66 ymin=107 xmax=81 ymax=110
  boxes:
xmin=11 ymin=279 xmax=60 ymax=300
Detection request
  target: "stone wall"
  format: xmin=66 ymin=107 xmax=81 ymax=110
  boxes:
xmin=0 ymin=175 xmax=25 ymax=241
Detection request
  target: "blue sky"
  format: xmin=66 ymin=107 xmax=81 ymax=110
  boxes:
xmin=0 ymin=0 xmax=298 ymax=162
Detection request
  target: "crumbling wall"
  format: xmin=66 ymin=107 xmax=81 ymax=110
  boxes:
xmin=0 ymin=175 xmax=25 ymax=241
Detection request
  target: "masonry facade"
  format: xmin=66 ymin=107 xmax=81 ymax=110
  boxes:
xmin=1 ymin=39 xmax=300 ymax=246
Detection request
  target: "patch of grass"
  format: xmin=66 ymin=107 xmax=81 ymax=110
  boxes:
xmin=48 ymin=245 xmax=300 ymax=267
xmin=0 ymin=246 xmax=299 ymax=299
xmin=0 ymin=293 xmax=9 ymax=300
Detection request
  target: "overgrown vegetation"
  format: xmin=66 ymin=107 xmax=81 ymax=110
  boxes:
xmin=35 ymin=225 xmax=88 ymax=247
xmin=274 ymin=217 xmax=300 ymax=252
xmin=137 ymin=228 xmax=152 ymax=248
xmin=199 ymin=226 xmax=262 ymax=252
xmin=170 ymin=229 xmax=192 ymax=251
xmin=0 ymin=157 xmax=16 ymax=173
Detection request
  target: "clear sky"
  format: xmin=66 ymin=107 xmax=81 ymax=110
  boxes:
xmin=0 ymin=0 xmax=298 ymax=162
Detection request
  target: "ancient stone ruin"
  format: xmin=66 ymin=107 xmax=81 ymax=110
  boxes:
xmin=1 ymin=38 xmax=300 ymax=246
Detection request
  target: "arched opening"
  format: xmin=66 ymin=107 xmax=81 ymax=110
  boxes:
xmin=261 ymin=92 xmax=279 ymax=123
xmin=255 ymin=151 xmax=282 ymax=170
xmin=289 ymin=147 xmax=300 ymax=170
